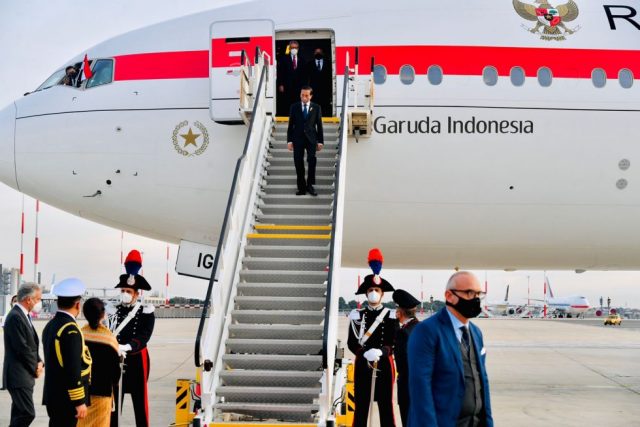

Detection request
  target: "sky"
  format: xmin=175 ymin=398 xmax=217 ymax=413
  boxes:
xmin=0 ymin=1 xmax=639 ymax=308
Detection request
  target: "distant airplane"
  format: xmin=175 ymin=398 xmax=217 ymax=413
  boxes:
xmin=531 ymin=276 xmax=591 ymax=318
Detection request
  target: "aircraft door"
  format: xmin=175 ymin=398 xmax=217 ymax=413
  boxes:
xmin=210 ymin=19 xmax=274 ymax=123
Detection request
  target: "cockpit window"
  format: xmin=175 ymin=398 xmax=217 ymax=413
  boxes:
xmin=86 ymin=59 xmax=114 ymax=89
xmin=35 ymin=69 xmax=67 ymax=91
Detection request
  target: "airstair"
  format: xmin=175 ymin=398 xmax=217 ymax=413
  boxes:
xmin=193 ymin=50 xmax=358 ymax=425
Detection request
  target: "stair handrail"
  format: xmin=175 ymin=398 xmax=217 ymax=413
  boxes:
xmin=320 ymin=60 xmax=351 ymax=421
xmin=194 ymin=54 xmax=270 ymax=370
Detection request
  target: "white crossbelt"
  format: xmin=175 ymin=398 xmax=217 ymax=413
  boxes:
xmin=358 ymin=308 xmax=390 ymax=346
xmin=112 ymin=302 xmax=141 ymax=337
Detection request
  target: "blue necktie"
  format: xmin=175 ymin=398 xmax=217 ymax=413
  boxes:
xmin=460 ymin=326 xmax=470 ymax=354
xmin=303 ymin=104 xmax=308 ymax=119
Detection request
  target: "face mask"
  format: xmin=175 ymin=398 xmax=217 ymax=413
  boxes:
xmin=290 ymin=48 xmax=298 ymax=56
xmin=447 ymin=297 xmax=482 ymax=319
xmin=314 ymin=53 xmax=323 ymax=60
xmin=367 ymin=291 xmax=381 ymax=305
xmin=120 ymin=292 xmax=133 ymax=305
xmin=31 ymin=301 xmax=43 ymax=314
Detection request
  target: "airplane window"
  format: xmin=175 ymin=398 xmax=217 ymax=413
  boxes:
xmin=35 ymin=69 xmax=66 ymax=91
xmin=592 ymin=68 xmax=607 ymax=89
xmin=86 ymin=59 xmax=114 ymax=89
xmin=537 ymin=67 xmax=553 ymax=87
xmin=373 ymin=65 xmax=387 ymax=85
xmin=619 ymin=69 xmax=634 ymax=89
xmin=427 ymin=65 xmax=443 ymax=85
xmin=510 ymin=67 xmax=525 ymax=87
xmin=399 ymin=65 xmax=415 ymax=85
xmin=483 ymin=66 xmax=498 ymax=86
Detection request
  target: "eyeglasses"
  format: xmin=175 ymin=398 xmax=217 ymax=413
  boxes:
xmin=451 ymin=289 xmax=486 ymax=300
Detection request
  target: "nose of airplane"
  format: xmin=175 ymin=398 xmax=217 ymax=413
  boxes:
xmin=0 ymin=102 xmax=18 ymax=190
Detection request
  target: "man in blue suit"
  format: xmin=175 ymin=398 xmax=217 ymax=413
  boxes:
xmin=407 ymin=271 xmax=493 ymax=427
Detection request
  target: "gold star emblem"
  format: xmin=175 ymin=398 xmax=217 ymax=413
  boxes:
xmin=180 ymin=128 xmax=201 ymax=148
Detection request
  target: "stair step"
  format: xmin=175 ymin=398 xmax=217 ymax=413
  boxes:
xmin=269 ymin=148 xmax=337 ymax=158
xmin=267 ymin=158 xmax=336 ymax=167
xmin=253 ymin=225 xmax=331 ymax=234
xmin=244 ymin=245 xmax=329 ymax=259
xmin=230 ymin=310 xmax=324 ymax=325
xmin=240 ymin=270 xmax=328 ymax=284
xmin=235 ymin=296 xmax=326 ymax=311
xmin=262 ymin=184 xmax=334 ymax=196
xmin=260 ymin=194 xmax=333 ymax=205
xmin=228 ymin=324 xmax=324 ymax=340
xmin=212 ymin=402 xmax=319 ymax=422
xmin=270 ymin=141 xmax=339 ymax=149
xmin=255 ymin=214 xmax=332 ymax=225
xmin=222 ymin=354 xmax=323 ymax=371
xmin=225 ymin=339 xmax=323 ymax=355
xmin=242 ymin=257 xmax=328 ymax=272
xmin=258 ymin=204 xmax=333 ymax=216
xmin=237 ymin=283 xmax=326 ymax=298
xmin=264 ymin=176 xmax=335 ymax=186
xmin=246 ymin=236 xmax=331 ymax=246
xmin=216 ymin=386 xmax=320 ymax=404
xmin=219 ymin=370 xmax=323 ymax=388
xmin=266 ymin=166 xmax=335 ymax=176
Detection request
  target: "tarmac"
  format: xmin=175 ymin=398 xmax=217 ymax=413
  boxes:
xmin=1 ymin=316 xmax=639 ymax=426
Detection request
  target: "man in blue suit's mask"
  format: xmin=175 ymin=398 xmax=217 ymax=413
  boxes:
xmin=407 ymin=271 xmax=493 ymax=427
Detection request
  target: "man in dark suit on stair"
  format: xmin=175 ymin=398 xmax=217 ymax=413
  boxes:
xmin=287 ymin=85 xmax=324 ymax=196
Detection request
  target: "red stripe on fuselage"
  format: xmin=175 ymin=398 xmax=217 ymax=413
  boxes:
xmin=112 ymin=45 xmax=640 ymax=81
xmin=336 ymin=45 xmax=640 ymax=78
xmin=114 ymin=51 xmax=209 ymax=81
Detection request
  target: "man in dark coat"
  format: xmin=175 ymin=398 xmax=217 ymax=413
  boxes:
xmin=287 ymin=85 xmax=324 ymax=196
xmin=277 ymin=40 xmax=306 ymax=116
xmin=347 ymin=248 xmax=398 ymax=427
xmin=305 ymin=48 xmax=333 ymax=116
xmin=392 ymin=289 xmax=421 ymax=427
xmin=2 ymin=283 xmax=43 ymax=427
xmin=42 ymin=278 xmax=91 ymax=427
xmin=110 ymin=250 xmax=155 ymax=427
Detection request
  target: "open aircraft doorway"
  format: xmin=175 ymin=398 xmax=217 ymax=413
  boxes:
xmin=275 ymin=30 xmax=336 ymax=117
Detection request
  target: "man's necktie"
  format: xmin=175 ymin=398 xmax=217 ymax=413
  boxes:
xmin=460 ymin=326 xmax=470 ymax=353
xmin=303 ymin=104 xmax=308 ymax=119
xmin=317 ymin=60 xmax=321 ymax=71
xmin=293 ymin=55 xmax=297 ymax=70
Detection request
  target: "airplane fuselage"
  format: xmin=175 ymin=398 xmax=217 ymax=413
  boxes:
xmin=1 ymin=0 xmax=639 ymax=271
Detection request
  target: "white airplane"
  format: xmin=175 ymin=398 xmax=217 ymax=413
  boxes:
xmin=0 ymin=0 xmax=639 ymax=275
xmin=541 ymin=276 xmax=591 ymax=317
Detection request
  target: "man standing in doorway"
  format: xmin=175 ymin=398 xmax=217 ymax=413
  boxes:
xmin=2 ymin=283 xmax=43 ymax=427
xmin=407 ymin=271 xmax=493 ymax=427
xmin=277 ymin=40 xmax=306 ymax=116
xmin=306 ymin=47 xmax=332 ymax=115
xmin=287 ymin=86 xmax=324 ymax=196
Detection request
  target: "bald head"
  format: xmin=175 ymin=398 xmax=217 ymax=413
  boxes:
xmin=446 ymin=271 xmax=480 ymax=291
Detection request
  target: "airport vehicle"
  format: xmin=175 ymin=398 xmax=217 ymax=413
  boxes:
xmin=0 ymin=0 xmax=638 ymax=424
xmin=604 ymin=313 xmax=622 ymax=325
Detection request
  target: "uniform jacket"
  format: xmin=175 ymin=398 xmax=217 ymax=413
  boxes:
xmin=287 ymin=102 xmax=324 ymax=146
xmin=113 ymin=303 xmax=155 ymax=354
xmin=394 ymin=317 xmax=419 ymax=380
xmin=2 ymin=305 xmax=41 ymax=389
xmin=82 ymin=324 xmax=121 ymax=397
xmin=347 ymin=305 xmax=397 ymax=358
xmin=42 ymin=312 xmax=91 ymax=408
xmin=407 ymin=308 xmax=493 ymax=427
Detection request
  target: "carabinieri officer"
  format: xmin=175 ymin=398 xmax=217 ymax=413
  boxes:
xmin=347 ymin=248 xmax=398 ymax=427
xmin=42 ymin=278 xmax=92 ymax=427
xmin=111 ymin=250 xmax=155 ymax=427
xmin=392 ymin=288 xmax=421 ymax=427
